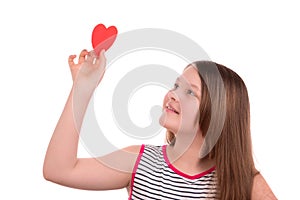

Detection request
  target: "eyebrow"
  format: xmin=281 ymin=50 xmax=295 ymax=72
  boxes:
xmin=176 ymin=77 xmax=200 ymax=91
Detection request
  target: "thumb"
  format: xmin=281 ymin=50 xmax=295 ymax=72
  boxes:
xmin=96 ymin=49 xmax=106 ymax=67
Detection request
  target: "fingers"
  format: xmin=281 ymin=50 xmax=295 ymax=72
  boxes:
xmin=96 ymin=49 xmax=106 ymax=66
xmin=86 ymin=50 xmax=106 ymax=67
xmin=86 ymin=50 xmax=97 ymax=64
xmin=78 ymin=49 xmax=89 ymax=64
xmin=68 ymin=49 xmax=88 ymax=66
xmin=68 ymin=49 xmax=104 ymax=67
xmin=68 ymin=55 xmax=76 ymax=67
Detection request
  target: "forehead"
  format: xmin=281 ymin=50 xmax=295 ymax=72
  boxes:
xmin=180 ymin=65 xmax=201 ymax=86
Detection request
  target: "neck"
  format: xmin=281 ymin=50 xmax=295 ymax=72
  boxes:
xmin=172 ymin=128 xmax=203 ymax=162
xmin=167 ymin=128 xmax=215 ymax=174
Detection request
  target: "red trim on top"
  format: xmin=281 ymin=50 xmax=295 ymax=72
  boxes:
xmin=162 ymin=145 xmax=216 ymax=180
xmin=128 ymin=144 xmax=145 ymax=199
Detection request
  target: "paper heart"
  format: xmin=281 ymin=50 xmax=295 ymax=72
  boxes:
xmin=91 ymin=24 xmax=118 ymax=55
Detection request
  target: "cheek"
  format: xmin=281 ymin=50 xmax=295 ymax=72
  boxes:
xmin=181 ymin=99 xmax=200 ymax=124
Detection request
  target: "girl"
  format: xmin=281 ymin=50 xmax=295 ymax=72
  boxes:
xmin=43 ymin=49 xmax=276 ymax=199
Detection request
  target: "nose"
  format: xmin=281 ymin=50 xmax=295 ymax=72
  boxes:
xmin=167 ymin=90 xmax=178 ymax=102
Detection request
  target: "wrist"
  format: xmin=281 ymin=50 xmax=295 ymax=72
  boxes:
xmin=72 ymin=81 xmax=96 ymax=100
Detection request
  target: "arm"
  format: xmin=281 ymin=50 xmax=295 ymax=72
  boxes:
xmin=252 ymin=173 xmax=277 ymax=200
xmin=43 ymin=50 xmax=140 ymax=190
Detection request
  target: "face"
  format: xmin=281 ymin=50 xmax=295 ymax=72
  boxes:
xmin=159 ymin=65 xmax=201 ymax=135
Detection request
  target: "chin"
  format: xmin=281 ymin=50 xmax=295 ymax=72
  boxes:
xmin=159 ymin=113 xmax=179 ymax=134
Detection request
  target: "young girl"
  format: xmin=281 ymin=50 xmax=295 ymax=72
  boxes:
xmin=43 ymin=49 xmax=277 ymax=199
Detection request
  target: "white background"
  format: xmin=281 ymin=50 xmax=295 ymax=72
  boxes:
xmin=1 ymin=0 xmax=299 ymax=199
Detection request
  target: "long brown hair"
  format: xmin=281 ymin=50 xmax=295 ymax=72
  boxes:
xmin=166 ymin=61 xmax=258 ymax=199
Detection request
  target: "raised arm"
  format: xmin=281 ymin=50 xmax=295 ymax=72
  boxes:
xmin=43 ymin=50 xmax=140 ymax=191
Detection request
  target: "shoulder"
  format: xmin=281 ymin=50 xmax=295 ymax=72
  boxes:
xmin=251 ymin=173 xmax=277 ymax=200
xmin=124 ymin=144 xmax=164 ymax=161
xmin=122 ymin=144 xmax=164 ymax=160
xmin=125 ymin=144 xmax=163 ymax=152
xmin=122 ymin=145 xmax=144 ymax=154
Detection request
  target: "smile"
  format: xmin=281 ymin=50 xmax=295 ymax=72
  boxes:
xmin=166 ymin=105 xmax=180 ymax=114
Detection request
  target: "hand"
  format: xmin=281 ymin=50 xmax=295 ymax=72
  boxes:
xmin=68 ymin=49 xmax=106 ymax=87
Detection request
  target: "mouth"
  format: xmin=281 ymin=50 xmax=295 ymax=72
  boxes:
xmin=166 ymin=104 xmax=180 ymax=114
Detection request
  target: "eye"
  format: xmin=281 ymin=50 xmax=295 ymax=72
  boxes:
xmin=173 ymin=83 xmax=179 ymax=90
xmin=186 ymin=89 xmax=195 ymax=96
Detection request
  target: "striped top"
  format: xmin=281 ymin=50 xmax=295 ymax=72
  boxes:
xmin=129 ymin=145 xmax=217 ymax=199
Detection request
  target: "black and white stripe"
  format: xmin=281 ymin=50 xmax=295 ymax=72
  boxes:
xmin=129 ymin=145 xmax=217 ymax=200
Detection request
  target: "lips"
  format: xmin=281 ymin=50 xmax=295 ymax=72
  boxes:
xmin=166 ymin=104 xmax=180 ymax=114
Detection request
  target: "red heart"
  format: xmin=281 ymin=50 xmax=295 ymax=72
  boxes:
xmin=91 ymin=24 xmax=118 ymax=55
